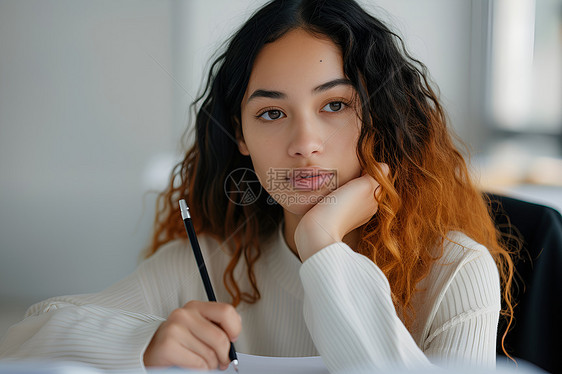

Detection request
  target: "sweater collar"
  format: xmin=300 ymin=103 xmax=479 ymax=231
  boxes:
xmin=263 ymin=220 xmax=304 ymax=299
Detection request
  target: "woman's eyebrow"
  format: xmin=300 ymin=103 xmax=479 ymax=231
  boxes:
xmin=246 ymin=78 xmax=353 ymax=105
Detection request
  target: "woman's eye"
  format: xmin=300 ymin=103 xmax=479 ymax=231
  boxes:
xmin=257 ymin=101 xmax=347 ymax=120
xmin=322 ymin=101 xmax=345 ymax=112
xmin=259 ymin=109 xmax=285 ymax=121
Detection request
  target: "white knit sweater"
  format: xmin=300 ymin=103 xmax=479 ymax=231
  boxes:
xmin=0 ymin=223 xmax=501 ymax=373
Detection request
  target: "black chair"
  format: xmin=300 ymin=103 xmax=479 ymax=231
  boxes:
xmin=486 ymin=193 xmax=562 ymax=373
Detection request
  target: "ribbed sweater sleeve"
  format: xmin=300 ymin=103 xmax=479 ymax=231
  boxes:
xmin=0 ymin=240 xmax=196 ymax=371
xmin=423 ymin=248 xmax=501 ymax=368
xmin=0 ymin=305 xmax=163 ymax=370
xmin=299 ymin=238 xmax=500 ymax=373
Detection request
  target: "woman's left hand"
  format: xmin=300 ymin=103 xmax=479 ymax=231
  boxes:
xmin=294 ymin=164 xmax=389 ymax=262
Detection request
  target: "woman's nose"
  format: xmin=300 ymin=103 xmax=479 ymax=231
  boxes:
xmin=287 ymin=115 xmax=325 ymax=158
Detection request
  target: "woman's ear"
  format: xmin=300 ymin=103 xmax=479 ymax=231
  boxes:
xmin=234 ymin=118 xmax=250 ymax=156
xmin=237 ymin=137 xmax=250 ymax=156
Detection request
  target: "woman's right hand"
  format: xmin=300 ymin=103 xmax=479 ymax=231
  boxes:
xmin=143 ymin=300 xmax=242 ymax=371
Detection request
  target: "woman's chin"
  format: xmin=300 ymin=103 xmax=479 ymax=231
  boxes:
xmin=282 ymin=203 xmax=315 ymax=217
xmin=272 ymin=191 xmax=332 ymax=216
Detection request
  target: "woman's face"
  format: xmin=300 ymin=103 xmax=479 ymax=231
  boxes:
xmin=238 ymin=28 xmax=362 ymax=216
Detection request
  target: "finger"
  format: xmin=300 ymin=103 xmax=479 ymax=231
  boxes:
xmin=180 ymin=328 xmax=222 ymax=370
xmin=191 ymin=301 xmax=242 ymax=342
xmin=174 ymin=343 xmax=214 ymax=370
xmin=188 ymin=312 xmax=234 ymax=368
xmin=151 ymin=327 xmax=212 ymax=370
xmin=166 ymin=307 xmax=222 ymax=369
xmin=379 ymin=162 xmax=390 ymax=177
xmin=357 ymin=171 xmax=380 ymax=191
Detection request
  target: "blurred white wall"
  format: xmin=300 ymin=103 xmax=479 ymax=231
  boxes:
xmin=0 ymin=0 xmax=179 ymax=305
xmin=361 ymin=0 xmax=483 ymax=148
xmin=0 ymin=0 xmax=486 ymax=334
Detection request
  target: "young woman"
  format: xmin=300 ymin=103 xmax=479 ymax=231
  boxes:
xmin=0 ymin=0 xmax=515 ymax=372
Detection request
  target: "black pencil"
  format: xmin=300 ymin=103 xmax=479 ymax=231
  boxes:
xmin=179 ymin=199 xmax=239 ymax=372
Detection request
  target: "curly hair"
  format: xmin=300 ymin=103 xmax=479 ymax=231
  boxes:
xmin=146 ymin=0 xmax=516 ymax=359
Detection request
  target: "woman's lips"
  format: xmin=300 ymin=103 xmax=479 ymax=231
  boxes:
xmin=288 ymin=168 xmax=335 ymax=191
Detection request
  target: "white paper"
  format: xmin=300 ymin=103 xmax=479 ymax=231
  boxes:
xmin=146 ymin=353 xmax=329 ymax=374
xmin=0 ymin=356 xmax=547 ymax=373
xmin=229 ymin=353 xmax=328 ymax=374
